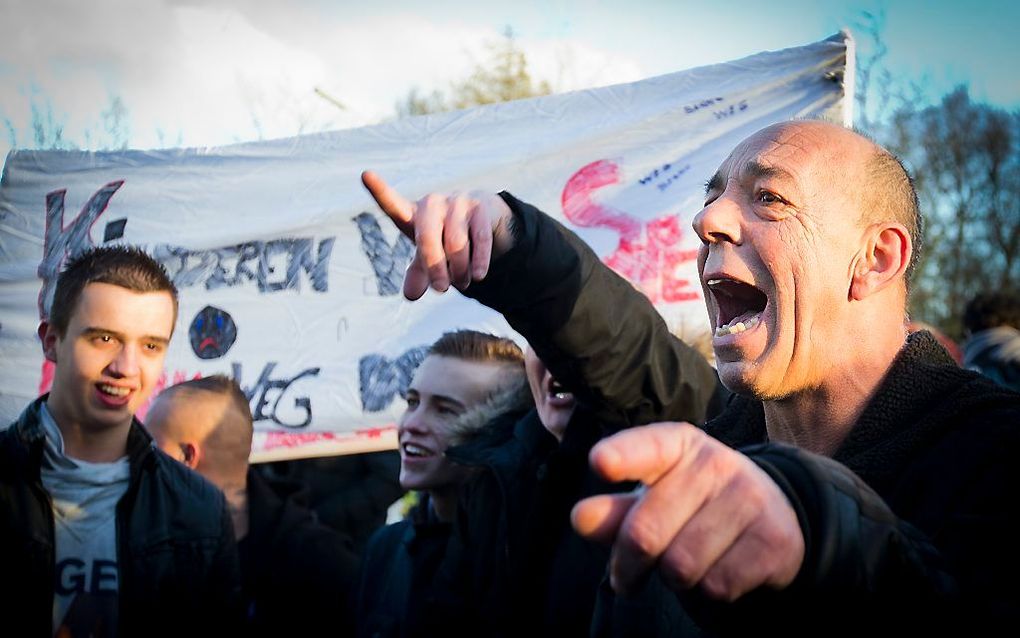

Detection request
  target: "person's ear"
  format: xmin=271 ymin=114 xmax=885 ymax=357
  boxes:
xmin=180 ymin=442 xmax=200 ymax=470
xmin=38 ymin=321 xmax=60 ymax=363
xmin=850 ymin=223 xmax=911 ymax=301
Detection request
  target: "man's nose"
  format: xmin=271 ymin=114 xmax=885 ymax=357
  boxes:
xmin=398 ymin=407 xmax=427 ymax=436
xmin=692 ymin=192 xmax=742 ymax=246
xmin=107 ymin=344 xmax=140 ymax=378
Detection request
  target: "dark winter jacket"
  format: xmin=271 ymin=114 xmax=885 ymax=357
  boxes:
xmin=0 ymin=396 xmax=242 ymax=637
xmin=470 ymin=194 xmax=1020 ymax=635
xmin=240 ymin=468 xmax=360 ymax=637
xmin=355 ymin=496 xmax=452 ymax=638
xmin=412 ymin=193 xmax=719 ymax=637
xmin=432 ymin=406 xmax=623 ymax=637
xmin=266 ymin=450 xmax=403 ymax=553
xmin=585 ymin=331 xmax=1020 ymax=636
xmin=685 ymin=331 xmax=1020 ymax=635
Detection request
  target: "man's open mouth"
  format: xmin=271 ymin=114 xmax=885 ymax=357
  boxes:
xmin=97 ymin=383 xmax=131 ymax=398
xmin=402 ymin=442 xmax=435 ymax=458
xmin=707 ymin=277 xmax=768 ymax=337
xmin=547 ymin=378 xmax=573 ymax=401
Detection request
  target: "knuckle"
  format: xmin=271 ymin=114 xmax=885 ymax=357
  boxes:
xmin=701 ymin=570 xmax=741 ymax=602
xmin=734 ymin=475 xmax=768 ymax=511
xmin=621 ymin=515 xmax=664 ymax=561
xmin=471 ymin=219 xmax=490 ymax=239
xmin=444 ymin=229 xmax=466 ymax=250
xmin=767 ymin=516 xmax=802 ymax=553
xmin=693 ymin=443 xmax=730 ymax=479
xmin=422 ymin=193 xmax=445 ymax=209
xmin=660 ymin=544 xmax=700 ymax=589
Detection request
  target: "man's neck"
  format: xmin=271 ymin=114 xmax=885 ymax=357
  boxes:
xmin=428 ymin=485 xmax=459 ymax=523
xmin=44 ymin=398 xmax=131 ymax=463
xmin=764 ymin=327 xmax=906 ymax=457
xmin=221 ymin=480 xmax=249 ymax=541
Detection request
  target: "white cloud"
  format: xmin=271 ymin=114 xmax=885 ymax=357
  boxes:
xmin=0 ymin=0 xmax=648 ymax=161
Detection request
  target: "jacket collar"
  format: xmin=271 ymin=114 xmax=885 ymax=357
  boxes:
xmin=705 ymin=331 xmax=979 ymax=492
xmin=12 ymin=394 xmax=157 ymax=477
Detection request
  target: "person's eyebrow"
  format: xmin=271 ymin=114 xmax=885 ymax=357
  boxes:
xmin=744 ymin=160 xmax=795 ymax=183
xmin=80 ymin=326 xmax=169 ymax=347
xmin=431 ymin=394 xmax=467 ymax=410
xmin=81 ymin=326 xmax=123 ymax=340
xmin=704 ymin=171 xmax=724 ymax=196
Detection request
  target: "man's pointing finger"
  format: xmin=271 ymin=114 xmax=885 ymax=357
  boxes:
xmin=362 ymin=170 xmax=415 ymax=238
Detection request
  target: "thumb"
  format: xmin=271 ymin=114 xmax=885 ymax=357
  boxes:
xmin=362 ymin=170 xmax=415 ymax=238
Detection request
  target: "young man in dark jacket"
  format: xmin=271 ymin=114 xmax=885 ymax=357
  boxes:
xmin=0 ymin=246 xmax=241 ymax=637
xmin=362 ymin=119 xmax=1020 ymax=634
xmin=355 ymin=330 xmax=531 ymax=638
xmin=146 ymin=375 xmax=360 ymax=637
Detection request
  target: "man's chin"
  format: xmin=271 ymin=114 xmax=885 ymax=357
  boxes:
xmin=718 ymin=362 xmax=798 ymax=402
xmin=717 ymin=360 xmax=753 ymax=394
xmin=85 ymin=405 xmax=136 ymax=430
xmin=716 ymin=361 xmax=775 ymax=400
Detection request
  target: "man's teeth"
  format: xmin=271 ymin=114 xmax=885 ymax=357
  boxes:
xmin=715 ymin=314 xmax=760 ymax=337
xmin=99 ymin=384 xmax=130 ymax=397
xmin=404 ymin=443 xmax=431 ymax=457
xmin=552 ymin=392 xmax=571 ymax=400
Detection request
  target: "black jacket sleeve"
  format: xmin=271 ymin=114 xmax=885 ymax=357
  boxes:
xmin=685 ymin=443 xmax=961 ymax=635
xmin=464 ymin=192 xmax=718 ymax=429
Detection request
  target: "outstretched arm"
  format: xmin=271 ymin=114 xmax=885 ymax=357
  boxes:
xmin=362 ymin=173 xmax=717 ymax=427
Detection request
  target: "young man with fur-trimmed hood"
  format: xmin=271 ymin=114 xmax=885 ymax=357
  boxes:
xmin=354 ymin=329 xmax=532 ymax=638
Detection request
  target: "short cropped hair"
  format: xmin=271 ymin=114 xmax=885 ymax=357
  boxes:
xmin=160 ymin=375 xmax=253 ymax=472
xmin=964 ymin=292 xmax=1020 ymax=334
xmin=863 ymin=149 xmax=923 ymax=286
xmin=163 ymin=374 xmax=253 ymax=429
xmin=428 ymin=329 xmax=525 ymax=365
xmin=49 ymin=245 xmax=178 ymax=336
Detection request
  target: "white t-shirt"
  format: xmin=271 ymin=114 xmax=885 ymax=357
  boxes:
xmin=39 ymin=403 xmax=130 ymax=637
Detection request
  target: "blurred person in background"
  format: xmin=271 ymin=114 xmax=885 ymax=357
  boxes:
xmin=962 ymin=291 xmax=1020 ymax=391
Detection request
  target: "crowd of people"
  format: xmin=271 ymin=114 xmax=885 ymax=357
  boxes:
xmin=2 ymin=120 xmax=1018 ymax=637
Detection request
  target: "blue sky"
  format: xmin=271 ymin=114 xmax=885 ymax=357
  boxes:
xmin=1 ymin=0 xmax=1017 ymax=161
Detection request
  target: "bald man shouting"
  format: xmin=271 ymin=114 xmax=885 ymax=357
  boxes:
xmin=362 ymin=120 xmax=1020 ymax=633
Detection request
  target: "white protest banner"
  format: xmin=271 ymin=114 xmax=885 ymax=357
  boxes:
xmin=0 ymin=32 xmax=853 ymax=461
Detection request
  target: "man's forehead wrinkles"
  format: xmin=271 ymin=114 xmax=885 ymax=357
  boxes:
xmin=710 ymin=130 xmax=821 ymax=192
xmin=744 ymin=159 xmax=794 ymax=180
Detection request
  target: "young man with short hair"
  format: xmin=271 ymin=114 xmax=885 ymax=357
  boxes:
xmin=355 ymin=329 xmax=530 ymax=638
xmin=0 ymin=246 xmax=241 ymax=637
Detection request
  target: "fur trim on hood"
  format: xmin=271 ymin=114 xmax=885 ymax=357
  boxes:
xmin=448 ymin=374 xmax=533 ymax=445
